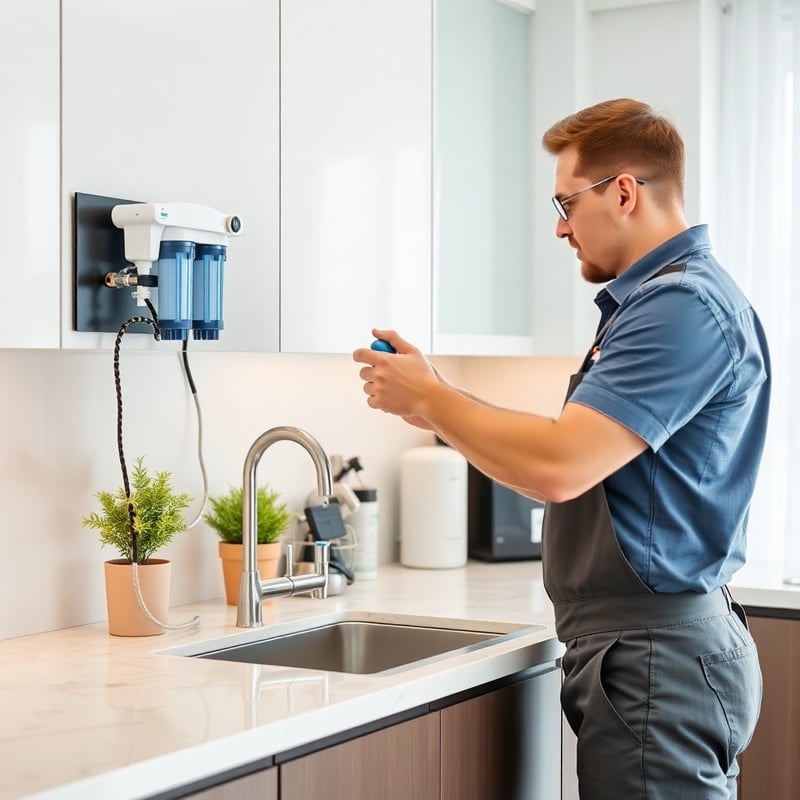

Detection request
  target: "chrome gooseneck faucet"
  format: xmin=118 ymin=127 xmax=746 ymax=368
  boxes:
xmin=236 ymin=426 xmax=334 ymax=628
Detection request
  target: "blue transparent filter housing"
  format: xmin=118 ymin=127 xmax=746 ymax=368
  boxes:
xmin=156 ymin=240 xmax=195 ymax=340
xmin=192 ymin=243 xmax=226 ymax=340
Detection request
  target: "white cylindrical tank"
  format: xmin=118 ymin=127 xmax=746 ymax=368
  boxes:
xmin=400 ymin=445 xmax=468 ymax=569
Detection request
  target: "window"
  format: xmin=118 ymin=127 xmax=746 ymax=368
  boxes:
xmin=717 ymin=0 xmax=800 ymax=580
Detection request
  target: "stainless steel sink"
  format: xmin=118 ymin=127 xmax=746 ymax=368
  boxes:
xmin=162 ymin=614 xmax=545 ymax=675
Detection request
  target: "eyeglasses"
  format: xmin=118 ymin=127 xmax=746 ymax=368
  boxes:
xmin=552 ymin=175 xmax=646 ymax=221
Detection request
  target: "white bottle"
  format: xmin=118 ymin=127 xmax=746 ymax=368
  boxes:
xmin=350 ymin=487 xmax=379 ymax=579
xmin=400 ymin=446 xmax=468 ymax=569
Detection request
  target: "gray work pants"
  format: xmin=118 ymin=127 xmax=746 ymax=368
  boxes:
xmin=560 ymin=607 xmax=762 ymax=800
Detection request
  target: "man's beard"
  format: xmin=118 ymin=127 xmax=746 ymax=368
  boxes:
xmin=580 ymin=259 xmax=614 ymax=284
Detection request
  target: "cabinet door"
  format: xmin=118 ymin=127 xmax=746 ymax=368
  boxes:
xmin=280 ymin=0 xmax=432 ymax=354
xmin=441 ymin=667 xmax=562 ymax=800
xmin=60 ymin=0 xmax=280 ymax=352
xmin=0 ymin=1 xmax=60 ymax=348
xmin=280 ymin=713 xmax=440 ymax=800
xmin=739 ymin=615 xmax=800 ymax=799
xmin=433 ymin=0 xmax=535 ymax=356
xmin=185 ymin=767 xmax=277 ymax=800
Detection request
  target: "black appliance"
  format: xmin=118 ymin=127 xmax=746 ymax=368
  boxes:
xmin=468 ymin=465 xmax=543 ymax=561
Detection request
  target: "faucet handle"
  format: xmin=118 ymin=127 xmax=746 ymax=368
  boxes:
xmin=285 ymin=543 xmax=294 ymax=577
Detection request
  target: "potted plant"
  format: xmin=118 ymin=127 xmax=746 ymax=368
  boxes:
xmin=83 ymin=456 xmax=193 ymax=636
xmin=204 ymin=484 xmax=296 ymax=604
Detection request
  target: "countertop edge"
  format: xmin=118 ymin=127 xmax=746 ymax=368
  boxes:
xmin=24 ymin=630 xmax=562 ymax=800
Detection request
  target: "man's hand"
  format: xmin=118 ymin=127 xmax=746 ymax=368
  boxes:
xmin=353 ymin=328 xmax=442 ymax=419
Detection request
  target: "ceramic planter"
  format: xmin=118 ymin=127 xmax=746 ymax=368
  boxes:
xmin=103 ymin=558 xmax=171 ymax=637
xmin=218 ymin=541 xmax=281 ymax=605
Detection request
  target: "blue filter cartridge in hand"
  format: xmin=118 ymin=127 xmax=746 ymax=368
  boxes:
xmin=371 ymin=339 xmax=396 ymax=353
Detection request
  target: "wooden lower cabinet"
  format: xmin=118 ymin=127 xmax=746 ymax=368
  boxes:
xmin=280 ymin=713 xmax=440 ymax=800
xmin=738 ymin=614 xmax=800 ymax=799
xmin=278 ymin=666 xmax=561 ymax=800
xmin=181 ymin=664 xmax=562 ymax=799
xmin=441 ymin=666 xmax=562 ymax=800
xmin=186 ymin=767 xmax=278 ymax=799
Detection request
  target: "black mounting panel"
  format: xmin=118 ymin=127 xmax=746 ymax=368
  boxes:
xmin=73 ymin=191 xmax=152 ymax=334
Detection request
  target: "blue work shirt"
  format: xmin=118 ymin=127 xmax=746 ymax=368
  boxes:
xmin=569 ymin=225 xmax=771 ymax=593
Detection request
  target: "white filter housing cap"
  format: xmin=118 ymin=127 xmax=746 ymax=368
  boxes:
xmin=111 ymin=202 xmax=242 ymax=263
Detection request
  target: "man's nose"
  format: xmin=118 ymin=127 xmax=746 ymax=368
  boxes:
xmin=556 ymin=217 xmax=572 ymax=239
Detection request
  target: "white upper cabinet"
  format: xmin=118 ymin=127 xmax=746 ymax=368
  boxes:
xmin=280 ymin=0 xmax=433 ymax=355
xmin=10 ymin=0 xmax=721 ymax=355
xmin=0 ymin=1 xmax=60 ymax=348
xmin=60 ymin=0 xmax=280 ymax=351
xmin=280 ymin=0 xmax=534 ymax=357
xmin=433 ymin=0 xmax=536 ymax=356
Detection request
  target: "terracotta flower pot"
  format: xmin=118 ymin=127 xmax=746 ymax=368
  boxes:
xmin=218 ymin=541 xmax=282 ymax=605
xmin=103 ymin=558 xmax=171 ymax=637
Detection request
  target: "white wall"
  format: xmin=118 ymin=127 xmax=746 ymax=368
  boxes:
xmin=0 ymin=348 xmax=579 ymax=641
xmin=0 ymin=350 xmax=442 ymax=639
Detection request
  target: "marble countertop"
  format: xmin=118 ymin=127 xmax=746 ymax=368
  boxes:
xmin=2 ymin=559 xmax=797 ymax=800
xmin=0 ymin=561 xmax=561 ymax=800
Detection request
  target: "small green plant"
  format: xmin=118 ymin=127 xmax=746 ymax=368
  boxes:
xmin=82 ymin=456 xmax=193 ymax=564
xmin=205 ymin=485 xmax=295 ymax=544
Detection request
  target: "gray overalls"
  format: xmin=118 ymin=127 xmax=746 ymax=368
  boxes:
xmin=541 ymin=266 xmax=762 ymax=800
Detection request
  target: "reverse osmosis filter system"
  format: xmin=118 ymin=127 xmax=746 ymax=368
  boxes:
xmin=106 ymin=201 xmax=242 ymax=340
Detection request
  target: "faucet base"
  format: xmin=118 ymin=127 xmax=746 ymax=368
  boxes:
xmin=236 ymin=570 xmax=264 ymax=628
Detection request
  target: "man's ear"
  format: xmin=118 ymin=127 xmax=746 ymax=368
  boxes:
xmin=616 ymin=174 xmax=640 ymax=215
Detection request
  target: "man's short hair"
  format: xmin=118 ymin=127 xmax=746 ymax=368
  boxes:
xmin=542 ymin=98 xmax=685 ymax=207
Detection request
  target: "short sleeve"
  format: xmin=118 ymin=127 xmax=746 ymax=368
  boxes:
xmin=569 ymin=282 xmax=733 ymax=451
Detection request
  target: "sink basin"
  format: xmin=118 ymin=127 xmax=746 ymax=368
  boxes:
xmin=198 ymin=620 xmax=495 ymax=674
xmin=162 ymin=613 xmax=545 ymax=675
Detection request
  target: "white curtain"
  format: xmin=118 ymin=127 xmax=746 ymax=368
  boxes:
xmin=716 ymin=0 xmax=800 ymax=576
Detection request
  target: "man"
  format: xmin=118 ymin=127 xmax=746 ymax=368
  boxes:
xmin=353 ymin=98 xmax=770 ymax=799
